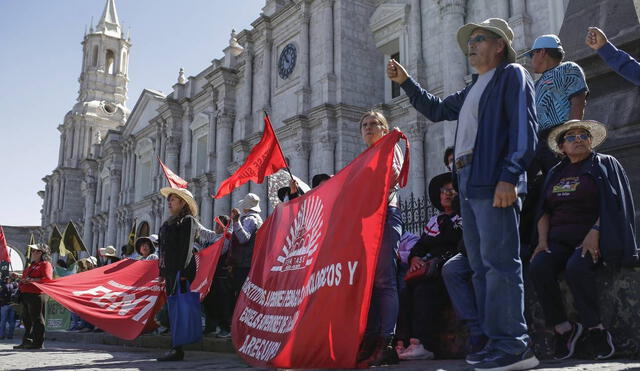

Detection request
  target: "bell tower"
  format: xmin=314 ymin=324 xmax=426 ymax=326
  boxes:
xmin=57 ymin=0 xmax=131 ymax=167
xmin=42 ymin=0 xmax=131 ymax=228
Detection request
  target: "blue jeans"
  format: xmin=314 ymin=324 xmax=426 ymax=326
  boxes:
xmin=0 ymin=304 xmax=16 ymax=338
xmin=441 ymin=253 xmax=483 ymax=336
xmin=457 ymin=166 xmax=529 ymax=354
xmin=365 ymin=206 xmax=403 ymax=338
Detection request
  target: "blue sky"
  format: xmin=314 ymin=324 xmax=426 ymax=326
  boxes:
xmin=0 ymin=0 xmax=264 ymax=226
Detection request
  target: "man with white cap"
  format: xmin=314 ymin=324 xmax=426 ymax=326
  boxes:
xmin=525 ymin=34 xmax=588 ymax=174
xmin=387 ymin=18 xmax=538 ymax=370
xmin=229 ymin=193 xmax=263 ymax=303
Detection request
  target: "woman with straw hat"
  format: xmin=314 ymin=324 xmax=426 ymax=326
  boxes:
xmin=155 ymin=187 xmax=200 ymax=362
xmin=529 ymin=120 xmax=637 ymax=361
xmin=14 ymin=243 xmax=53 ymax=350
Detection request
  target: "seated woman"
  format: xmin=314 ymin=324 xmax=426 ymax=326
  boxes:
xmin=529 ymin=120 xmax=637 ymax=361
xmin=396 ymin=172 xmax=462 ymax=360
xmin=135 ymin=235 xmax=159 ymax=260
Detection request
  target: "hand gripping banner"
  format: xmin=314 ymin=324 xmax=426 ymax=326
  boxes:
xmin=33 ymin=238 xmax=225 ymax=340
xmin=232 ymin=129 xmax=409 ymax=368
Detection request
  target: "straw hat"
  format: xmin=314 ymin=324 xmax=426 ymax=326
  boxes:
xmin=98 ymin=245 xmax=118 ymax=258
xmin=160 ymin=187 xmax=199 ymax=216
xmin=28 ymin=243 xmax=50 ymax=254
xmin=457 ymin=18 xmax=517 ymax=63
xmin=238 ymin=193 xmax=261 ymax=213
xmin=547 ymin=120 xmax=607 ymax=155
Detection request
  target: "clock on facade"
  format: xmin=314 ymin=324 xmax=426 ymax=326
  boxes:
xmin=278 ymin=43 xmax=297 ymax=80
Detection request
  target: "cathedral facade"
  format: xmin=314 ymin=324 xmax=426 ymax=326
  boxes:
xmin=41 ymin=0 xmax=572 ymax=254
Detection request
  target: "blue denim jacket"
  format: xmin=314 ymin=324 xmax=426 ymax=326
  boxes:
xmin=400 ymin=62 xmax=538 ymax=198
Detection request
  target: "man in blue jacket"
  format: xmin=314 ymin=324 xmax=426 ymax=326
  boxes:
xmin=387 ymin=18 xmax=538 ymax=370
xmin=586 ymin=27 xmax=640 ymax=86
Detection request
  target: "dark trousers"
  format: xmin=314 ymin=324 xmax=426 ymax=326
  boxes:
xmin=203 ymin=275 xmax=233 ymax=332
xmin=231 ymin=267 xmax=250 ymax=304
xmin=529 ymin=239 xmax=601 ymax=328
xmin=396 ymin=278 xmax=449 ymax=351
xmin=21 ymin=293 xmax=46 ymax=346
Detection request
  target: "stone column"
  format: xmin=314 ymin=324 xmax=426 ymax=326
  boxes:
xmin=261 ymin=27 xmax=272 ymax=122
xmin=319 ymin=0 xmax=336 ymax=104
xmin=97 ymin=222 xmax=105 ymax=250
xmin=214 ymin=112 xmax=234 ymax=217
xmin=106 ymin=169 xmax=121 ymax=247
xmin=509 ymin=0 xmax=532 ymax=59
xmin=200 ymin=182 xmax=213 ymax=228
xmin=242 ymin=44 xmax=254 ymax=138
xmin=407 ymin=124 xmax=427 ymax=198
xmin=181 ymin=107 xmax=193 ymax=178
xmin=409 ymin=0 xmax=426 ymax=80
xmin=81 ymin=179 xmax=97 ymax=256
xmin=438 ymin=0 xmax=467 ymax=146
xmin=296 ymin=1 xmax=311 ymax=113
xmin=121 ymin=143 xmax=129 ymax=204
xmin=319 ymin=135 xmax=336 ymax=175
xmin=290 ymin=143 xmax=310 ymax=185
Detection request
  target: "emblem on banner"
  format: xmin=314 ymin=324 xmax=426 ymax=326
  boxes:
xmin=271 ymin=196 xmax=324 ymax=272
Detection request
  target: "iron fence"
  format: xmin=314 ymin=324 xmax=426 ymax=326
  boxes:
xmin=399 ymin=193 xmax=440 ymax=235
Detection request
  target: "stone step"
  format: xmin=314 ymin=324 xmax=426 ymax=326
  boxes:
xmin=14 ymin=328 xmax=235 ymax=353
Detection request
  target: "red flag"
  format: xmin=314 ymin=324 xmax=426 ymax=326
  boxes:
xmin=33 ymin=240 xmax=225 ymax=340
xmin=231 ymin=130 xmax=409 ymax=368
xmin=0 ymin=226 xmax=10 ymax=263
xmin=213 ymin=114 xmax=287 ymax=199
xmin=158 ymin=156 xmax=188 ymax=189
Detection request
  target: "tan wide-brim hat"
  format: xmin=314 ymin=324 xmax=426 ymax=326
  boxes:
xmin=27 ymin=244 xmax=49 ymax=253
xmin=98 ymin=245 xmax=118 ymax=258
xmin=160 ymin=187 xmax=199 ymax=217
xmin=238 ymin=192 xmax=261 ymax=213
xmin=547 ymin=120 xmax=607 ymax=155
xmin=457 ymin=18 xmax=517 ymax=63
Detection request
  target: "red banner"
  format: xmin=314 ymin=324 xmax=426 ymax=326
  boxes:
xmin=231 ymin=130 xmax=408 ymax=368
xmin=213 ymin=114 xmax=287 ymax=199
xmin=0 ymin=226 xmax=9 ymax=263
xmin=33 ymin=239 xmax=225 ymax=340
xmin=159 ymin=156 xmax=188 ymax=189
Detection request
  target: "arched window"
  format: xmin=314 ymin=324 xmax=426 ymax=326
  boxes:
xmin=105 ymin=49 xmax=115 ymax=74
xmin=92 ymin=45 xmax=99 ymax=67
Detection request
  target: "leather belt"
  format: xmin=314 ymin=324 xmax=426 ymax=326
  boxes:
xmin=455 ymin=154 xmax=473 ymax=170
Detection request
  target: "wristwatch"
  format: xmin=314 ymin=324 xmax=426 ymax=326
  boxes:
xmin=591 ymin=224 xmax=601 ymax=231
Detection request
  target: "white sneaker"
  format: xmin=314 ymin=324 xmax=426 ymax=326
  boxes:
xmin=398 ymin=343 xmax=434 ymax=360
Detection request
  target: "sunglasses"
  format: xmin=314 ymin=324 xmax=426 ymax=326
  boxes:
xmin=526 ymin=49 xmax=541 ymax=58
xmin=440 ymin=187 xmax=457 ymax=194
xmin=467 ymin=34 xmax=500 ymax=45
xmin=564 ymin=134 xmax=590 ymax=143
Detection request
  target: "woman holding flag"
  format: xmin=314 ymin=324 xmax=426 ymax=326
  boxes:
xmin=357 ymin=111 xmax=405 ymax=366
xmin=13 ymin=243 xmax=53 ymax=350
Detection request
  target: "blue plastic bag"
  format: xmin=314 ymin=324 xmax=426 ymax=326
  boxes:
xmin=167 ymin=272 xmax=202 ymax=347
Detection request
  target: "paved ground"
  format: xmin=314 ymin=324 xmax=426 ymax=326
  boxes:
xmin=1 ymin=339 xmax=640 ymax=370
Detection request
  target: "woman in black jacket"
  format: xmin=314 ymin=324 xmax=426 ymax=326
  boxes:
xmin=396 ymin=172 xmax=462 ymax=360
xmin=529 ymin=120 xmax=637 ymax=361
xmin=156 ymin=187 xmax=199 ymax=362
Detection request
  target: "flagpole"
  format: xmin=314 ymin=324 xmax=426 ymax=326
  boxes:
xmin=264 ymin=111 xmax=294 ymax=182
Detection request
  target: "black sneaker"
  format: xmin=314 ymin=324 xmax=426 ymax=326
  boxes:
xmin=466 ymin=345 xmax=494 ymax=365
xmin=553 ymin=322 xmax=583 ymax=360
xmin=587 ymin=328 xmax=615 ymax=360
xmin=473 ymin=348 xmax=539 ymax=371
